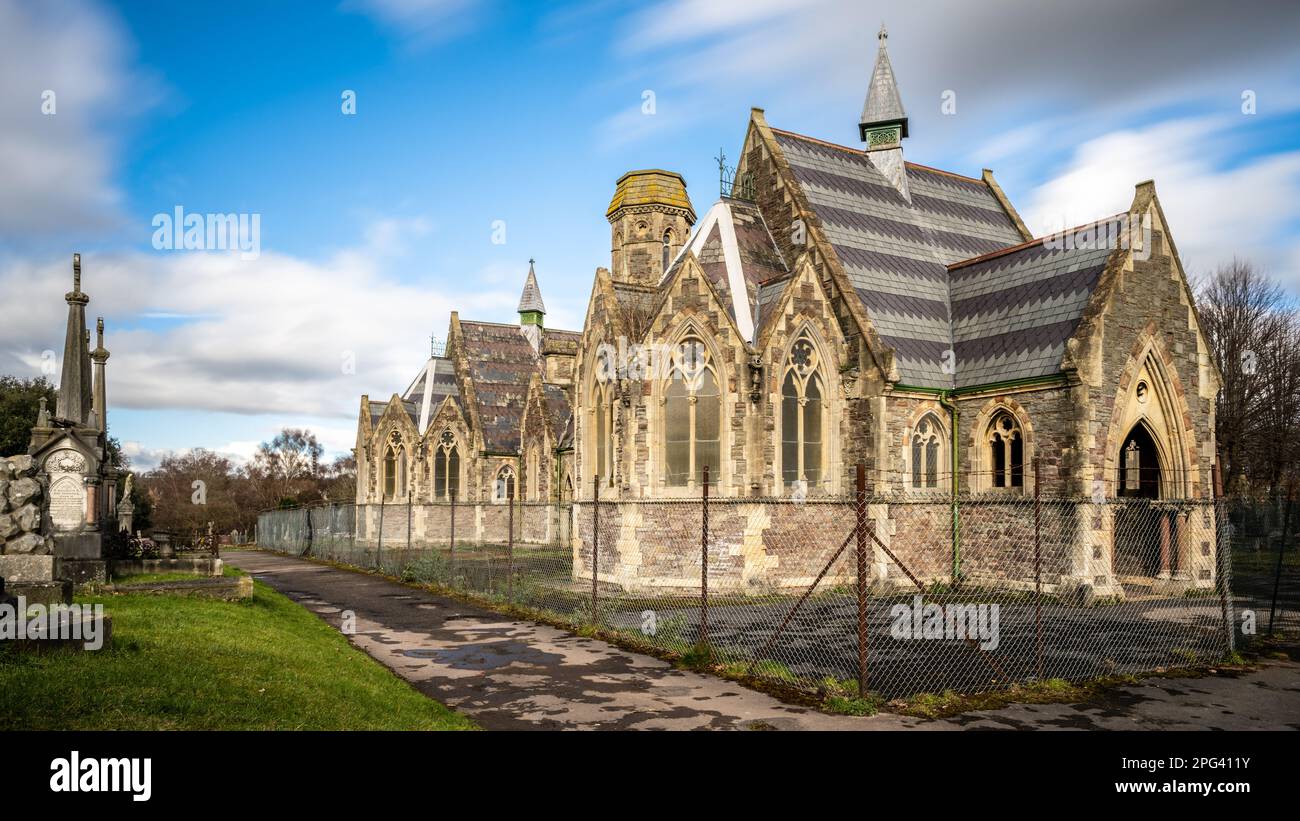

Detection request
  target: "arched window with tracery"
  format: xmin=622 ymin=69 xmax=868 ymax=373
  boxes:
xmin=910 ymin=413 xmax=943 ymax=489
xmin=987 ymin=412 xmax=1024 ymax=488
xmin=383 ymin=446 xmax=397 ymax=498
xmin=664 ymin=336 xmax=720 ymax=487
xmin=590 ymin=374 xmax=615 ymax=487
xmin=433 ymin=430 xmax=459 ymax=500
xmin=781 ymin=332 xmax=824 ymax=489
xmin=384 ymin=440 xmax=407 ymax=499
xmin=494 ymin=465 xmax=516 ymax=502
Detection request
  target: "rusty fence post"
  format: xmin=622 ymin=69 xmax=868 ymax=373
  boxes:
xmin=592 ymin=473 xmax=600 ymax=624
xmin=406 ymin=489 xmax=413 ymax=568
xmin=1212 ymin=462 xmax=1236 ymax=654
xmin=449 ymin=490 xmax=456 ymax=556
xmin=377 ymin=494 xmax=385 ymax=568
xmin=1269 ymin=483 xmax=1295 ymax=636
xmin=507 ymin=483 xmax=515 ymax=603
xmin=1034 ymin=456 xmax=1043 ymax=681
xmin=701 ymin=464 xmax=710 ymax=654
xmin=302 ymin=506 xmax=311 ymax=558
xmin=855 ymin=463 xmax=868 ymax=698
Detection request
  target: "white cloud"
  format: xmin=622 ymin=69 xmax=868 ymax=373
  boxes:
xmin=0 ymin=0 xmax=155 ymax=236
xmin=1023 ymin=115 xmax=1300 ymax=288
xmin=0 ymin=216 xmax=524 ymax=425
xmin=341 ymin=0 xmax=482 ymax=46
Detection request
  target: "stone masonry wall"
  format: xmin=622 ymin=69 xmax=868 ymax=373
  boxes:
xmin=0 ymin=455 xmax=53 ymax=557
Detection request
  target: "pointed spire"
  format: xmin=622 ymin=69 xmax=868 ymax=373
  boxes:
xmin=859 ymin=23 xmax=908 ymax=144
xmin=517 ymin=258 xmax=546 ymax=316
xmin=56 ymin=252 xmax=93 ymax=425
xmin=91 ymin=316 xmax=110 ymax=434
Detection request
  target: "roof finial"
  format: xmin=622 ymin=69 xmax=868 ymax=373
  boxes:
xmin=878 ymin=22 xmax=887 ymax=44
xmin=73 ymin=252 xmax=82 ymax=293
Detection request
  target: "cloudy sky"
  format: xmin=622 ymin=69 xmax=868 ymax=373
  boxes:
xmin=2 ymin=0 xmax=1298 ymax=470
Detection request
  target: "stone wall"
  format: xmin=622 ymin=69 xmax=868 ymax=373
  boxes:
xmin=354 ymin=501 xmax=567 ymax=547
xmin=568 ymin=494 xmax=1169 ymax=596
xmin=0 ymin=455 xmax=53 ymax=560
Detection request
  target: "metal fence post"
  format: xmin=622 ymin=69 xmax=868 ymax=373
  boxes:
xmin=591 ymin=473 xmax=599 ymax=624
xmin=855 ymin=462 xmax=868 ymax=698
xmin=449 ymin=490 xmax=456 ymax=556
xmin=701 ymin=464 xmax=710 ymax=653
xmin=507 ymin=483 xmax=515 ymax=603
xmin=1268 ymin=482 xmax=1294 ymax=636
xmin=377 ymin=494 xmax=385 ymax=568
xmin=1212 ymin=462 xmax=1236 ymax=654
xmin=1034 ymin=456 xmax=1043 ymax=680
xmin=406 ymin=488 xmax=413 ymax=567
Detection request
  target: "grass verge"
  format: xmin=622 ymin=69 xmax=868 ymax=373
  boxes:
xmin=0 ymin=579 xmax=477 ymax=730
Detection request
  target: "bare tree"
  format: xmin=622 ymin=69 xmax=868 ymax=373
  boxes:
xmin=250 ymin=428 xmax=324 ymax=504
xmin=1198 ymin=259 xmax=1298 ymax=493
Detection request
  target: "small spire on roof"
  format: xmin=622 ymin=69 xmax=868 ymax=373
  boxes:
xmin=517 ymin=259 xmax=545 ymax=316
xmin=859 ymin=22 xmax=908 ymax=143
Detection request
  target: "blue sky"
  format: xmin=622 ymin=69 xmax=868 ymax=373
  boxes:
xmin=2 ymin=0 xmax=1298 ymax=469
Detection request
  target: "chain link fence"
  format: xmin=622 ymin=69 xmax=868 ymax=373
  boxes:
xmin=255 ymin=465 xmax=1296 ymax=701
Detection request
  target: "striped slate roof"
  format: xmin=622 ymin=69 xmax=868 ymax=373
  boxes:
xmin=459 ymin=320 xmax=543 ymax=453
xmin=770 ymin=127 xmax=1108 ymax=389
xmin=402 ymin=356 xmax=459 ymax=404
xmin=664 ymin=198 xmax=787 ymax=341
xmin=949 ymin=225 xmax=1117 ymax=388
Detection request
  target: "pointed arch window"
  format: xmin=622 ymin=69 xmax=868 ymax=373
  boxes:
xmin=591 ymin=375 xmax=615 ymax=487
xmin=665 ymin=336 xmax=720 ymax=487
xmin=384 ymin=442 xmax=407 ymax=499
xmin=494 ymin=465 xmax=516 ymax=503
xmin=988 ymin=412 xmax=1024 ymax=488
xmin=662 ymin=230 xmax=672 ymax=273
xmin=910 ymin=413 xmax=943 ymax=489
xmin=384 ymin=447 xmax=396 ymax=498
xmin=781 ymin=333 xmax=824 ymax=489
xmin=433 ymin=430 xmax=459 ymax=501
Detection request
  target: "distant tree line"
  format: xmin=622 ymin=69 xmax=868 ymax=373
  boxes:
xmin=137 ymin=429 xmax=356 ymax=539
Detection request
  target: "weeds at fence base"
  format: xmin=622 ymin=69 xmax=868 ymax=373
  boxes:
xmin=252 ymin=547 xmax=1269 ymax=719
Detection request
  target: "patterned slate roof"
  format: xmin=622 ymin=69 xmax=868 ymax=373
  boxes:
xmin=948 ymin=222 xmax=1118 ymax=388
xmin=664 ymin=198 xmax=787 ymax=341
xmin=770 ymin=127 xmax=1087 ymax=388
xmin=459 ymin=320 xmax=543 ymax=453
xmin=402 ymin=356 xmax=459 ymax=404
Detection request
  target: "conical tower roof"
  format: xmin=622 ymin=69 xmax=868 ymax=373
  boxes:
xmin=517 ymin=259 xmax=545 ymax=314
xmin=860 ymin=25 xmax=907 ymax=133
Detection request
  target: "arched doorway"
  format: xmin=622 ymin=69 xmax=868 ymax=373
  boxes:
xmin=1113 ymin=422 xmax=1162 ymax=578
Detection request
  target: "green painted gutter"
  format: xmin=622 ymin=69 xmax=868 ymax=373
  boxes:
xmin=890 ymin=372 xmax=1065 ymax=582
xmin=937 ymin=391 xmax=961 ymax=582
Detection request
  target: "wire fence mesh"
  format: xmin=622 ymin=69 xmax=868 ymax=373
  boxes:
xmin=254 ymin=464 xmax=1296 ymax=701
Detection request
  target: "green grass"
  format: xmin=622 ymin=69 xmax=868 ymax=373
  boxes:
xmin=0 ymin=580 xmax=477 ymax=730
